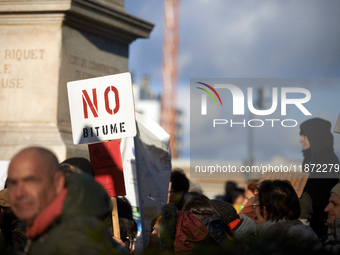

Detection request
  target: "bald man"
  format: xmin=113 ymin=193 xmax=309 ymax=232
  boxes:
xmin=7 ymin=147 xmax=122 ymax=255
xmin=7 ymin=147 xmax=65 ymax=228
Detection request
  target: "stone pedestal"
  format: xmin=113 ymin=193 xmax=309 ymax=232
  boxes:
xmin=0 ymin=0 xmax=153 ymax=161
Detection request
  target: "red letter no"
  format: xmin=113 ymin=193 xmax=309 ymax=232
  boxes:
xmin=104 ymin=86 xmax=120 ymax=115
xmin=82 ymin=89 xmax=98 ymax=119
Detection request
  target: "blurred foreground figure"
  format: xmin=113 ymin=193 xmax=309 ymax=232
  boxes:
xmin=7 ymin=147 xmax=122 ymax=255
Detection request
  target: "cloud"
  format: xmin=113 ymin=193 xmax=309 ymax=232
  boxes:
xmin=127 ymin=1 xmax=340 ymax=84
xmin=177 ymin=1 xmax=340 ymax=80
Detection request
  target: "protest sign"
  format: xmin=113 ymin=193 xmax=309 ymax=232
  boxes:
xmin=88 ymin=140 xmax=125 ymax=197
xmin=260 ymin=171 xmax=310 ymax=198
xmin=67 ymin=72 xmax=137 ymax=239
xmin=67 ymin=72 xmax=136 ymax=194
xmin=67 ymin=73 xmax=134 ymax=196
xmin=67 ymin=72 xmax=136 ymax=144
xmin=120 ymin=112 xmax=172 ymax=250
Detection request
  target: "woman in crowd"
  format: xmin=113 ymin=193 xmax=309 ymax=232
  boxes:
xmin=255 ymin=179 xmax=319 ymax=242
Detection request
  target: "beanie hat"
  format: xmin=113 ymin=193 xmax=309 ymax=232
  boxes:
xmin=331 ymin=183 xmax=340 ymax=198
xmin=62 ymin=157 xmax=94 ymax=177
xmin=210 ymin=199 xmax=238 ymax=224
xmin=211 ymin=199 xmax=241 ymax=230
xmin=299 ymin=192 xmax=313 ymax=220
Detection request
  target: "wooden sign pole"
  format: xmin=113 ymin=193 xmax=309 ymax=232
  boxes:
xmin=88 ymin=140 xmax=125 ymax=240
xmin=111 ymin=197 xmax=120 ymax=239
xmin=167 ymin=181 xmax=172 ymax=204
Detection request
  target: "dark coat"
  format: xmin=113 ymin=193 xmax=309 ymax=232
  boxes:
xmin=26 ymin=172 xmax=119 ymax=255
xmin=322 ymin=219 xmax=340 ymax=253
xmin=300 ymin=118 xmax=340 ymax=237
xmin=161 ymin=203 xmax=227 ymax=254
xmin=257 ymin=219 xmax=319 ymax=242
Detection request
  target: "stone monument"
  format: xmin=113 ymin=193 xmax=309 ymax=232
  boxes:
xmin=0 ymin=0 xmax=153 ymax=161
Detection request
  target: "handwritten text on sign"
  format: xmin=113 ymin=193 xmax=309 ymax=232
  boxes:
xmin=67 ymin=72 xmax=136 ymax=144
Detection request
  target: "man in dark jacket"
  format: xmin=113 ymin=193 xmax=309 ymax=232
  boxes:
xmin=7 ymin=147 xmax=121 ymax=255
xmin=299 ymin=118 xmax=340 ymax=238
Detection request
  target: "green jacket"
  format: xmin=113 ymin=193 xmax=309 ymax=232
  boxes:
xmin=26 ymin=172 xmax=120 ymax=255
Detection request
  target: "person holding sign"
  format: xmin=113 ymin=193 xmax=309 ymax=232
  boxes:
xmin=6 ymin=147 xmax=124 ymax=255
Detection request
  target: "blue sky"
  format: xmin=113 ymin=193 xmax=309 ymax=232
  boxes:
xmin=125 ymin=1 xmax=340 ymax=161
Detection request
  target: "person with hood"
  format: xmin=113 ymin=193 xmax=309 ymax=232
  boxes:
xmin=181 ymin=193 xmax=233 ymax=245
xmin=158 ymin=194 xmax=233 ymax=254
xmin=6 ymin=147 xmax=124 ymax=255
xmin=299 ymin=118 xmax=340 ymax=238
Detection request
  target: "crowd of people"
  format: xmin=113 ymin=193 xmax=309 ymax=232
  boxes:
xmin=0 ymin=117 xmax=339 ymax=254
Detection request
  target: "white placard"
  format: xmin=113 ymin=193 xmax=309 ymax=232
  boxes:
xmin=67 ymin=72 xmax=136 ymax=144
xmin=120 ymin=113 xmax=171 ymax=251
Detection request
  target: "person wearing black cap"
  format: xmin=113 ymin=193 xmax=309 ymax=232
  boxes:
xmin=211 ymin=199 xmax=256 ymax=238
xmin=299 ymin=117 xmax=340 ymax=238
xmin=61 ymin=157 xmax=95 ymax=177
